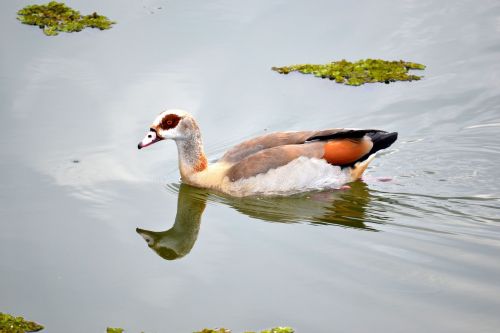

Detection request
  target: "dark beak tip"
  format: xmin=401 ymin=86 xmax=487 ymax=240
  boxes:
xmin=137 ymin=143 xmax=142 ymax=149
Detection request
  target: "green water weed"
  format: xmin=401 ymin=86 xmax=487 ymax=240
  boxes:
xmin=272 ymin=59 xmax=425 ymax=86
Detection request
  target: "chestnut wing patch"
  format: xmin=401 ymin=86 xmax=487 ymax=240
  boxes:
xmin=322 ymin=138 xmax=373 ymax=166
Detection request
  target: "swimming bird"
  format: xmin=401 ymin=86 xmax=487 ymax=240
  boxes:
xmin=138 ymin=109 xmax=397 ymax=196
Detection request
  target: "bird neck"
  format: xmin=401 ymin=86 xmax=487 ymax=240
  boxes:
xmin=175 ymin=133 xmax=208 ymax=181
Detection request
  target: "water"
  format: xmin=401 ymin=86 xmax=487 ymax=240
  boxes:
xmin=1 ymin=0 xmax=500 ymax=332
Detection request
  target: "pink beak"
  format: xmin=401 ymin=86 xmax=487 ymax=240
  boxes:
xmin=138 ymin=130 xmax=163 ymax=149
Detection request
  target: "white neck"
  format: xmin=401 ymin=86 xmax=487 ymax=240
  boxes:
xmin=175 ymin=132 xmax=208 ymax=182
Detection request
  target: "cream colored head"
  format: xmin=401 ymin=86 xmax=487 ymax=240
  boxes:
xmin=137 ymin=109 xmax=198 ymax=149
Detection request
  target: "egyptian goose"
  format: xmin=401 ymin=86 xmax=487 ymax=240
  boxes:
xmin=138 ymin=110 xmax=397 ymax=196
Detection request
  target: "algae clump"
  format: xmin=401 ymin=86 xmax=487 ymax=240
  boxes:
xmin=17 ymin=1 xmax=115 ymax=36
xmin=195 ymin=327 xmax=294 ymax=333
xmin=272 ymin=59 xmax=425 ymax=86
xmin=247 ymin=327 xmax=294 ymax=333
xmin=261 ymin=328 xmax=294 ymax=333
xmin=106 ymin=328 xmax=124 ymax=333
xmin=0 ymin=312 xmax=44 ymax=333
xmin=0 ymin=311 xmax=293 ymax=333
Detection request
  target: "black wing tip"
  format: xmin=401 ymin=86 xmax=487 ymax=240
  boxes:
xmin=386 ymin=131 xmax=398 ymax=146
xmin=306 ymin=129 xmax=369 ymax=142
xmin=307 ymin=129 xmax=397 ymax=143
xmin=367 ymin=131 xmax=398 ymax=152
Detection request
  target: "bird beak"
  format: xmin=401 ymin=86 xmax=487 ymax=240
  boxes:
xmin=138 ymin=129 xmax=163 ymax=149
xmin=136 ymin=228 xmax=156 ymax=246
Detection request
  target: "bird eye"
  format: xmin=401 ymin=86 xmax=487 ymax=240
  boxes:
xmin=167 ymin=120 xmax=173 ymax=125
xmin=148 ymin=134 xmax=152 ymax=138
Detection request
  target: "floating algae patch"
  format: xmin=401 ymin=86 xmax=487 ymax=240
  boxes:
xmin=106 ymin=328 xmax=124 ymax=333
xmin=254 ymin=328 xmax=294 ymax=333
xmin=0 ymin=317 xmax=294 ymax=333
xmin=272 ymin=59 xmax=425 ymax=86
xmin=17 ymin=1 xmax=115 ymax=36
xmin=0 ymin=312 xmax=44 ymax=333
xmin=195 ymin=327 xmax=294 ymax=333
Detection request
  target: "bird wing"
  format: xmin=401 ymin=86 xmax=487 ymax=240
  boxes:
xmin=225 ymin=142 xmax=324 ymax=182
xmin=220 ymin=129 xmax=348 ymax=164
xmin=224 ymin=129 xmax=387 ymax=182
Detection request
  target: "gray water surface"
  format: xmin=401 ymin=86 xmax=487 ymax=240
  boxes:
xmin=1 ymin=0 xmax=500 ymax=332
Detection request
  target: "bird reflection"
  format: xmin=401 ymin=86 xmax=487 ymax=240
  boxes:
xmin=137 ymin=182 xmax=381 ymax=261
xmin=216 ymin=181 xmax=375 ymax=229
xmin=136 ymin=185 xmax=207 ymax=260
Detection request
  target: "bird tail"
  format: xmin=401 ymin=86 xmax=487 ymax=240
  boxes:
xmin=366 ymin=131 xmax=398 ymax=155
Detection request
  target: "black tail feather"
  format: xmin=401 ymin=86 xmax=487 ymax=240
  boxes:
xmin=346 ymin=131 xmax=397 ymax=167
xmin=366 ymin=131 xmax=398 ymax=155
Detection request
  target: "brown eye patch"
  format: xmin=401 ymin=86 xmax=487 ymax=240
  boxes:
xmin=160 ymin=114 xmax=181 ymax=130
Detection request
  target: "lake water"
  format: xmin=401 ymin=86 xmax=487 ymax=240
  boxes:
xmin=1 ymin=0 xmax=500 ymax=332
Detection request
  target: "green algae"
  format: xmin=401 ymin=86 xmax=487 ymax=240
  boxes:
xmin=106 ymin=328 xmax=125 ymax=333
xmin=247 ymin=327 xmax=294 ymax=333
xmin=0 ymin=313 xmax=44 ymax=333
xmin=272 ymin=59 xmax=425 ymax=86
xmin=0 ymin=312 xmax=293 ymax=333
xmin=195 ymin=327 xmax=294 ymax=333
xmin=17 ymin=1 xmax=115 ymax=36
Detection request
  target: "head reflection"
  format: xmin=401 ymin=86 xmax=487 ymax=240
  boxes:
xmin=136 ymin=184 xmax=207 ymax=260
xmin=137 ymin=181 xmax=379 ymax=261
